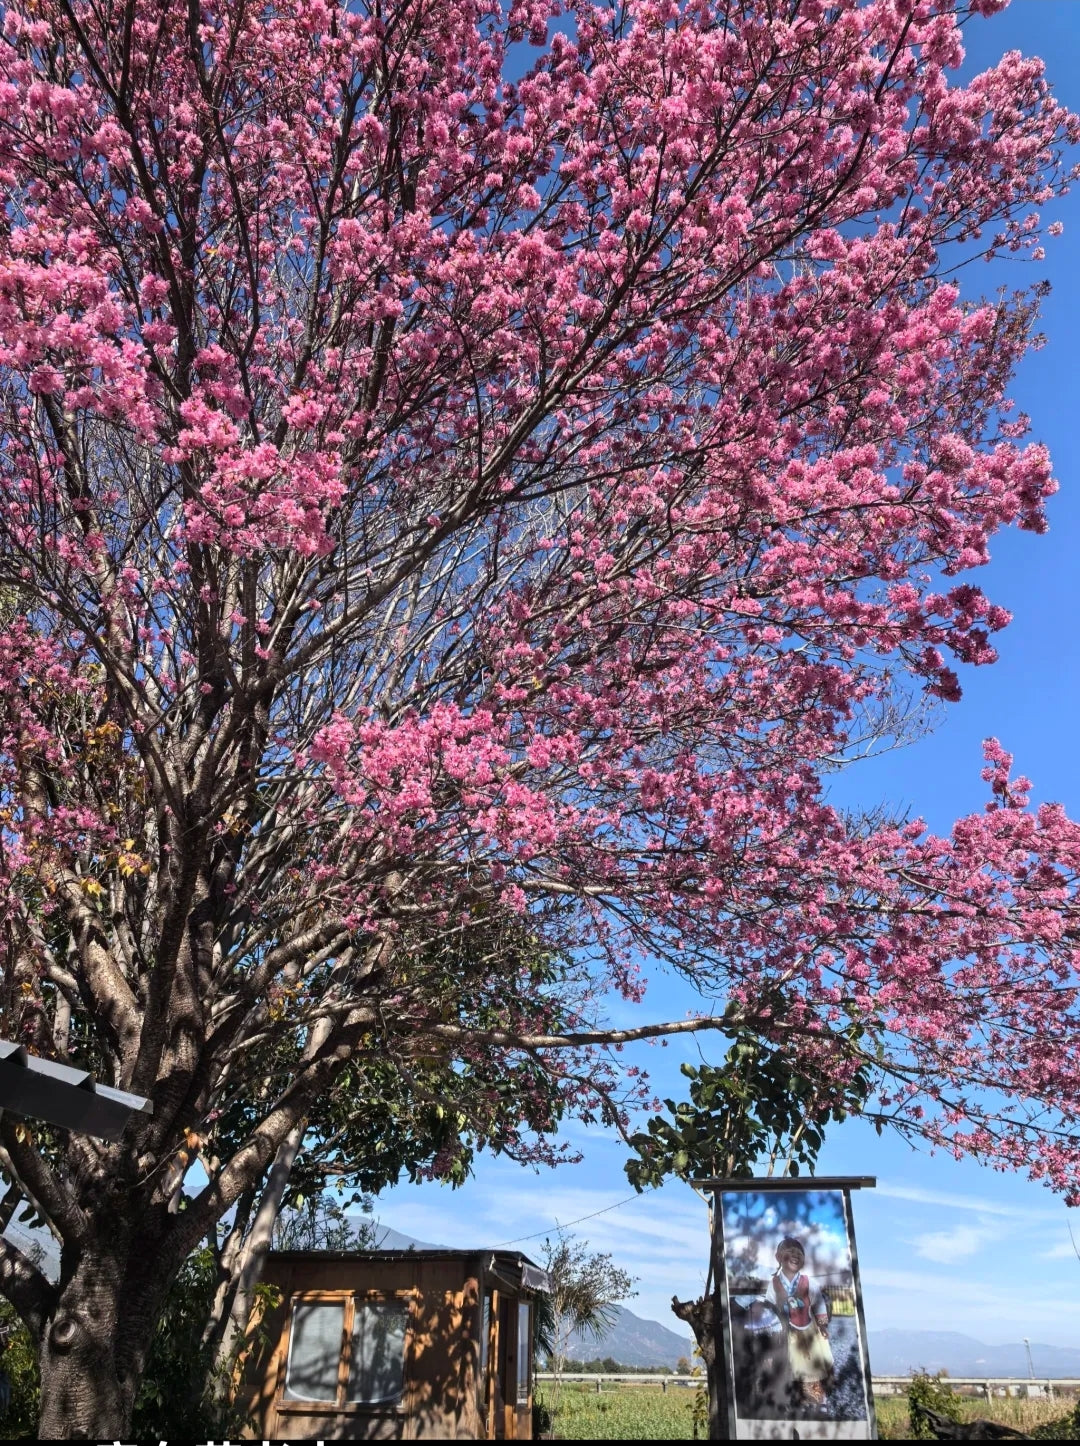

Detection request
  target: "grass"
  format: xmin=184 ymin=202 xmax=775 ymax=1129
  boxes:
xmin=538 ymin=1381 xmax=699 ymax=1440
xmin=537 ymin=1382 xmax=1078 ymax=1440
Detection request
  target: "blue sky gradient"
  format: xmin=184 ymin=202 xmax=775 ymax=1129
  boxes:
xmin=376 ymin=1 xmax=1080 ymax=1355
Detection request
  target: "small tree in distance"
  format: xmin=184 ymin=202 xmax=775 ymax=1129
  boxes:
xmin=539 ymin=1229 xmax=636 ymax=1426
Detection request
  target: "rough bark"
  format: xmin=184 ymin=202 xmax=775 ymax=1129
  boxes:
xmin=36 ymin=1241 xmax=162 ymax=1440
xmin=672 ymin=1293 xmax=727 ymax=1441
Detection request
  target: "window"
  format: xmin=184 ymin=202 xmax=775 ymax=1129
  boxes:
xmin=480 ymin=1293 xmax=492 ymax=1378
xmin=347 ymin=1301 xmax=408 ymax=1404
xmin=282 ymin=1295 xmax=410 ymax=1410
xmin=283 ymin=1301 xmax=346 ymax=1402
xmin=516 ymin=1301 xmax=531 ymax=1406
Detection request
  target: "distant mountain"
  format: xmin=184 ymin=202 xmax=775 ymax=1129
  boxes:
xmin=367 ymin=1224 xmax=443 ymax=1251
xmin=563 ymin=1320 xmax=1080 ymax=1378
xmin=866 ymin=1329 xmax=1080 ymax=1380
xmin=564 ymin=1305 xmax=694 ymax=1368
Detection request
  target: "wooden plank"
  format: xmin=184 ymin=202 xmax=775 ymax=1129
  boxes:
xmin=487 ymin=1288 xmax=500 ymax=1439
xmin=503 ymin=1297 xmax=516 ymax=1441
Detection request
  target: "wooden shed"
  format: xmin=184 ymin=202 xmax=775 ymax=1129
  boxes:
xmin=238 ymin=1248 xmax=550 ymax=1440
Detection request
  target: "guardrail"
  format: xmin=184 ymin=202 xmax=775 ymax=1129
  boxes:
xmin=536 ymin=1372 xmax=1080 ymax=1400
xmin=872 ymin=1376 xmax=1078 ymax=1401
xmin=536 ymin=1373 xmax=697 ymax=1394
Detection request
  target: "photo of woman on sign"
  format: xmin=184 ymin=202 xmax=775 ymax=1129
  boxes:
xmin=770 ymin=1235 xmax=835 ymax=1409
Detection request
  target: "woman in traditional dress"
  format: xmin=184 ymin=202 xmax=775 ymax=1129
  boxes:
xmin=770 ymin=1236 xmax=835 ymax=1410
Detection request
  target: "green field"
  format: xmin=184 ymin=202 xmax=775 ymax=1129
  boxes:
xmin=538 ymin=1381 xmax=698 ymax=1440
xmin=537 ymin=1382 xmax=1074 ymax=1440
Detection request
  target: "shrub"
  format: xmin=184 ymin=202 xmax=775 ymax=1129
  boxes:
xmin=908 ymin=1370 xmax=963 ymax=1440
xmin=532 ymin=1397 xmax=553 ymax=1438
xmin=0 ymin=1299 xmax=40 ymax=1438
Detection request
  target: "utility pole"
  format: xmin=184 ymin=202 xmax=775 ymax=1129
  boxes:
xmin=1023 ymin=1338 xmax=1035 ymax=1381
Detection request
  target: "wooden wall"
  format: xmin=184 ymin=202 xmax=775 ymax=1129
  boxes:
xmin=239 ymin=1255 xmax=488 ymax=1441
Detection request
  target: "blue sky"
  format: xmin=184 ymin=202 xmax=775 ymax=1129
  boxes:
xmin=376 ymin=2 xmax=1080 ymax=1357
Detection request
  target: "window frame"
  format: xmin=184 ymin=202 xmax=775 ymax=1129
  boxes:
xmin=281 ymin=1295 xmax=348 ymax=1406
xmin=276 ymin=1289 xmax=415 ymax=1416
xmin=515 ymin=1298 xmax=532 ymax=1408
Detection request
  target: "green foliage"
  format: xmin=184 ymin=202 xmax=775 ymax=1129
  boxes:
xmin=625 ymin=1016 xmax=876 ymax=1189
xmin=204 ymin=931 xmax=578 ymax=1215
xmin=536 ymin=1381 xmax=1069 ymax=1443
xmin=0 ymin=1299 xmax=40 ymax=1439
xmin=130 ymin=1245 xmax=249 ymax=1438
xmin=532 ymin=1396 xmax=553 ymax=1437
xmin=690 ymin=1375 xmax=708 ymax=1440
xmin=907 ymin=1371 xmax=964 ymax=1440
xmin=876 ymin=1388 xmax=1067 ymax=1440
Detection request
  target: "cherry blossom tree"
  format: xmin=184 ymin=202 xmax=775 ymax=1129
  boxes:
xmin=2 ymin=0 xmax=1080 ymax=1433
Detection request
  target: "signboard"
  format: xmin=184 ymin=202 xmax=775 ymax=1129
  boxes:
xmin=712 ymin=1181 xmax=876 ymax=1441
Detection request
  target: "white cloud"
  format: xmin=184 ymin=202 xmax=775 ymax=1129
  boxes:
xmin=909 ymin=1221 xmax=1002 ymax=1265
xmin=859 ymin=1264 xmax=1080 ymax=1344
xmin=1040 ymin=1239 xmax=1080 ymax=1262
xmin=876 ymin=1181 xmax=1060 ymax=1221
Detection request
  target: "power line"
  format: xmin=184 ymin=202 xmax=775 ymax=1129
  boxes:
xmin=493 ymin=1192 xmax=642 ymax=1248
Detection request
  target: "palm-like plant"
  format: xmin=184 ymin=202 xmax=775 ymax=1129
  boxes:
xmin=538 ymin=1231 xmax=636 ymax=1428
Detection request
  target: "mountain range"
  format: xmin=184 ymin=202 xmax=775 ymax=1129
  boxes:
xmin=558 ymin=1315 xmax=1080 ymax=1377
xmin=562 ymin=1304 xmax=694 ymax=1367
xmin=865 ymin=1329 xmax=1080 ymax=1381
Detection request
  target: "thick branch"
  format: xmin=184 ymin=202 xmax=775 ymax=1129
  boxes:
xmin=425 ymin=1015 xmax=737 ymax=1050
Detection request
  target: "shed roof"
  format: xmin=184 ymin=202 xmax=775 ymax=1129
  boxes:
xmin=0 ymin=1038 xmax=151 ymax=1141
xmin=266 ymin=1247 xmax=550 ymax=1293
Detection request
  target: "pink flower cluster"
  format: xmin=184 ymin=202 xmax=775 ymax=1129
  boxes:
xmin=1 ymin=0 xmax=1080 ymax=1197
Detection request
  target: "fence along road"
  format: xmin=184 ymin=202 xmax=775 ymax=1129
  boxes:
xmin=536 ymin=1373 xmax=1080 ymax=1400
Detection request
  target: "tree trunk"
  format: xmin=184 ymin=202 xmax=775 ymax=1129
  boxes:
xmin=672 ymin=1293 xmax=729 ymax=1440
xmin=212 ymin=1121 xmax=304 ymax=1377
xmin=37 ymin=1243 xmax=161 ymax=1440
xmin=200 ymin=1184 xmax=257 ymax=1358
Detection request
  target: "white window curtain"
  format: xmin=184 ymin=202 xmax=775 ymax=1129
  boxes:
xmin=516 ymin=1301 xmax=531 ymax=1405
xmin=283 ymin=1301 xmax=345 ymax=1402
xmin=346 ymin=1300 xmax=409 ymax=1404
